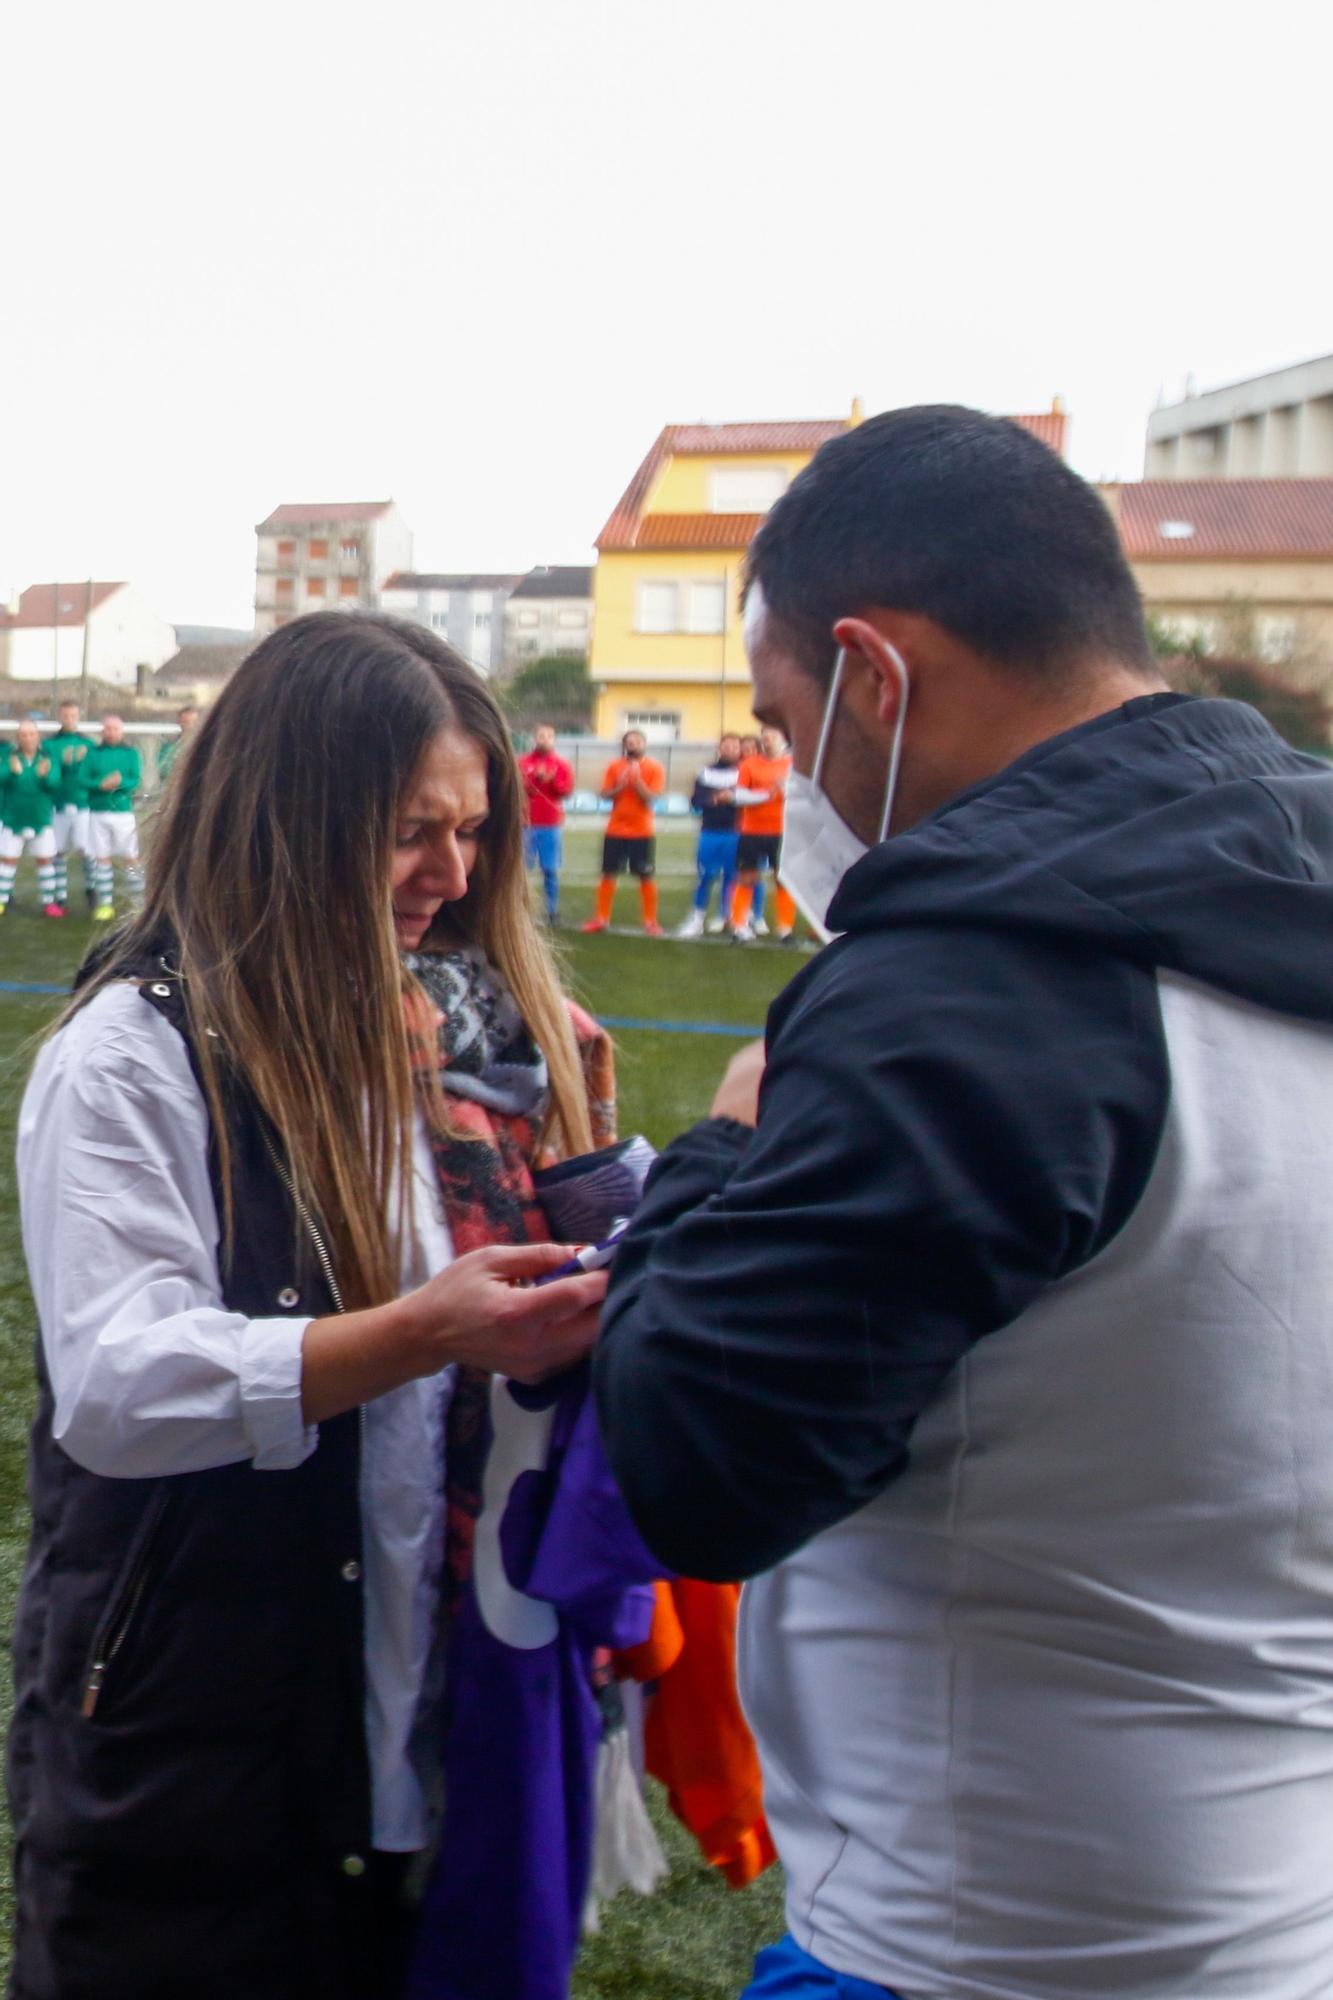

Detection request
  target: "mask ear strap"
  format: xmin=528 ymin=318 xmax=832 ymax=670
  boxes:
xmin=812 ymin=650 xmax=847 ymax=789
xmin=879 ymin=644 xmax=910 ymax=842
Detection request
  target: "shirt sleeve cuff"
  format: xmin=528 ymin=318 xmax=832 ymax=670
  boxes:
xmin=239 ymin=1316 xmax=319 ymax=1470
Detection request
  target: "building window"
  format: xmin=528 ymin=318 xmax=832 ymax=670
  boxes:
xmin=276 ymin=539 xmax=296 ymax=560
xmin=636 ymin=581 xmax=678 ymax=633
xmin=1258 ymin=614 xmax=1298 ymax=663
xmin=556 ymin=608 xmax=586 ymax=628
xmin=709 ymin=466 xmax=788 ymax=513
xmin=308 ymin=538 xmax=329 ymax=560
xmin=307 ymin=576 xmax=327 ymax=598
xmin=430 ymin=613 xmax=449 ymax=630
xmin=623 ymin=709 xmax=681 ymax=742
xmin=339 ymin=577 xmax=359 ymax=598
xmin=340 ymin=540 xmax=361 ymax=560
xmin=276 ymin=577 xmax=294 ymax=600
xmin=685 ymin=579 xmax=726 ymax=633
xmin=475 ymin=612 xmax=491 ymax=629
xmin=517 ymin=609 xmax=540 ymax=627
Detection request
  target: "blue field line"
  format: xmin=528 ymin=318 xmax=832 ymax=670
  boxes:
xmin=598 ymin=1013 xmax=762 ymax=1039
xmin=0 ymin=981 xmax=759 ymax=1038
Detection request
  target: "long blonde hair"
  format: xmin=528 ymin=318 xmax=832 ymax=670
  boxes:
xmin=67 ymin=612 xmax=592 ymax=1310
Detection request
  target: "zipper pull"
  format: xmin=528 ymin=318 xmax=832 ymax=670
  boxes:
xmin=81 ymin=1662 xmax=106 ymax=1719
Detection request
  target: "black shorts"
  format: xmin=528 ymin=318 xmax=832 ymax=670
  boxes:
xmin=737 ymin=832 xmax=782 ymax=873
xmin=601 ymin=835 xmax=656 ymax=879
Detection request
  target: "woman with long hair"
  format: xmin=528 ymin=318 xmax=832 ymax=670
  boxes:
xmin=9 ymin=613 xmax=613 ymax=2000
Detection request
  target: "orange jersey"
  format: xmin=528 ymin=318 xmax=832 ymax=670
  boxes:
xmin=602 ymin=756 xmax=664 ymax=837
xmin=737 ymin=753 xmax=790 ymax=836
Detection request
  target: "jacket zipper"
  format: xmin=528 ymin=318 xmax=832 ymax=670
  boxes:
xmin=262 ymin=1137 xmax=345 ymax=1314
xmin=81 ymin=1486 xmax=172 ymax=1719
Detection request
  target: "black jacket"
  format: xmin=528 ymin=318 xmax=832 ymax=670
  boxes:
xmin=595 ymin=694 xmax=1333 ymax=1580
xmin=8 ymin=954 xmax=377 ymax=2000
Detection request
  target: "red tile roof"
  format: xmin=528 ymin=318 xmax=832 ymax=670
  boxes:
xmin=257 ymin=500 xmax=394 ymax=530
xmin=0 ymin=582 xmax=123 ymax=629
xmin=1113 ymin=480 xmax=1333 ymax=559
xmin=667 ymin=421 xmax=850 ymax=455
xmin=596 ymin=410 xmax=1069 ymax=551
xmin=632 ymin=514 xmax=766 ymax=550
xmin=1010 ymin=410 xmax=1068 ymax=455
xmin=597 ymin=420 xmax=848 ymax=550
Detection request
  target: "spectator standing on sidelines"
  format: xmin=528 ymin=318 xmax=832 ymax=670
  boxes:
xmin=730 ymin=725 xmax=797 ymax=942
xmin=45 ymin=697 xmax=95 ymax=912
xmin=678 ymin=733 xmax=742 ymax=937
xmin=736 ymin=733 xmax=767 ymax=931
xmin=156 ymin=704 xmax=199 ymax=787
xmin=0 ymin=722 xmax=61 ymax=918
xmin=582 ymin=729 xmax=665 ymax=935
xmin=518 ymin=723 xmax=574 ymax=924
xmin=83 ymin=715 xmax=143 ymax=920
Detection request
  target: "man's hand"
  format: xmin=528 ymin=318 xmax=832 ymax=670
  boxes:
xmin=711 ymin=1038 xmax=766 ymax=1126
xmin=100 ymin=772 xmax=121 ymax=792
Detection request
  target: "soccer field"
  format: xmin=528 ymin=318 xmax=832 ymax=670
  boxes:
xmin=0 ymin=822 xmax=801 ymax=1995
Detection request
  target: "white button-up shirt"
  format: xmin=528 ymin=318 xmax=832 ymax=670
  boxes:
xmin=17 ymin=982 xmax=454 ymax=1851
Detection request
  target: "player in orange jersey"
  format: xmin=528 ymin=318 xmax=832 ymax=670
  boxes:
xmin=581 ymin=730 xmax=666 ymax=935
xmin=730 ymin=725 xmax=799 ymax=942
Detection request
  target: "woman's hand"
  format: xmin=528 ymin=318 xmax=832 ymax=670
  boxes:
xmin=301 ymin=1241 xmax=607 ymax=1423
xmin=400 ymin=1242 xmax=607 ymax=1383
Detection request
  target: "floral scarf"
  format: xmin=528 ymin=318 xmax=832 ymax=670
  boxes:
xmin=402 ymin=946 xmax=615 ymax=1616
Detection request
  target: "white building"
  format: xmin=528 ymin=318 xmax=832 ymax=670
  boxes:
xmin=0 ymin=581 xmax=177 ymax=689
xmin=1147 ymin=354 xmax=1333 ymax=480
xmin=253 ymin=500 xmax=414 ymax=636
xmin=379 ymin=572 xmax=522 ymax=676
xmin=503 ymin=566 xmax=593 ymax=669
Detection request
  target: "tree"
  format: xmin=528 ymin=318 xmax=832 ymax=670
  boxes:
xmin=500 ymin=654 xmax=594 ymax=734
xmin=1162 ymin=654 xmax=1333 ymax=755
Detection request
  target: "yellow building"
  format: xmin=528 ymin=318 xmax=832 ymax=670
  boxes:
xmin=590 ymin=404 xmax=1068 ymax=741
xmin=591 ymin=415 xmax=865 ymax=740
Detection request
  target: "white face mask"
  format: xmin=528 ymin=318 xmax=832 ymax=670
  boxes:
xmin=778 ymin=643 xmax=908 ymax=943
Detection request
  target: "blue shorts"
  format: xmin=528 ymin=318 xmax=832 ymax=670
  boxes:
xmin=742 ymin=1935 xmax=901 ymax=1999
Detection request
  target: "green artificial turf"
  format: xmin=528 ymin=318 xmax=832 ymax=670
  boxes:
xmin=0 ymin=823 xmax=800 ymax=1991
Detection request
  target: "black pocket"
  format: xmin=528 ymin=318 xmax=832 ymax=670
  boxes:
xmin=80 ymin=1483 xmax=173 ymax=1720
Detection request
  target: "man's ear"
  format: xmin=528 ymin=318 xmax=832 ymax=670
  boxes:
xmin=832 ymin=615 xmax=908 ymax=726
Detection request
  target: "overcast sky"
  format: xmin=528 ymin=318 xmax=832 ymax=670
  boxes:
xmin=2 ymin=0 xmax=1328 ymax=630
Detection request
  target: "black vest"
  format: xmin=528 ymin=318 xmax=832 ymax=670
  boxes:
xmin=8 ymin=955 xmax=384 ymax=2000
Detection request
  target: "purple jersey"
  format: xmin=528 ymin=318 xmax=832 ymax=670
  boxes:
xmin=406 ymin=1371 xmax=661 ymax=2000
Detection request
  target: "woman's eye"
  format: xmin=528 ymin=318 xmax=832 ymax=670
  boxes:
xmin=395 ymin=827 xmax=422 ymax=849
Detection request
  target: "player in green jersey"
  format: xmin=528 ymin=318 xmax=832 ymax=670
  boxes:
xmin=0 ymin=721 xmax=62 ymax=916
xmin=83 ymin=716 xmax=143 ymax=919
xmin=45 ymin=697 xmax=96 ymax=910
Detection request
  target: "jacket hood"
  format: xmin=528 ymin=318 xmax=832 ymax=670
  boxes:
xmin=829 ymin=693 xmax=1333 ymax=1026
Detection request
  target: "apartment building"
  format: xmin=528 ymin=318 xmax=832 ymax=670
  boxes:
xmin=253 ymin=501 xmax=414 ymax=636
xmin=503 ymin=567 xmax=593 ymax=668
xmin=378 ymin=572 xmax=523 ymax=676
xmin=1146 ymin=354 xmax=1333 ymax=481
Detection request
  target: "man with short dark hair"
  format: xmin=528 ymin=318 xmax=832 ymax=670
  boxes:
xmin=596 ymin=406 xmax=1333 ymax=1999
xmin=518 ymin=722 xmax=574 ymax=923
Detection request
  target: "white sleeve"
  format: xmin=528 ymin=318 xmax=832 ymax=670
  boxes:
xmin=17 ymin=985 xmax=318 ymax=1479
xmin=731 ymin=786 xmax=772 ymax=806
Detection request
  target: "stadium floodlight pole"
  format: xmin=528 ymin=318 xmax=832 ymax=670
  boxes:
xmin=79 ymin=578 xmax=94 ymax=710
xmin=51 ymin=580 xmax=59 ymax=713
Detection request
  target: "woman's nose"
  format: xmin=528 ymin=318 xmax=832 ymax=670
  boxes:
xmin=421 ymin=835 xmax=469 ymax=902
